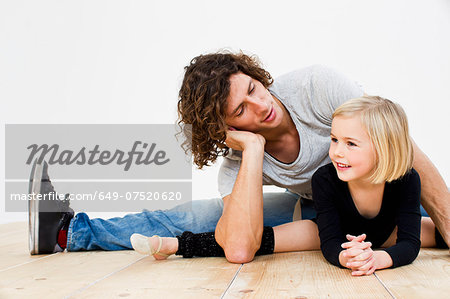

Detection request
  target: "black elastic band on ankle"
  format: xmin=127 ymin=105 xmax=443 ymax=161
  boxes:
xmin=255 ymin=226 xmax=275 ymax=255
xmin=175 ymin=226 xmax=275 ymax=258
xmin=176 ymin=231 xmax=195 ymax=258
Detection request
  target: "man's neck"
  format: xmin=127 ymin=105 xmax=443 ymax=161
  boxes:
xmin=263 ymin=97 xmax=300 ymax=163
xmin=264 ymin=96 xmax=296 ymax=140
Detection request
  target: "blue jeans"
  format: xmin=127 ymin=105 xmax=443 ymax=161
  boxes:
xmin=67 ymin=191 xmax=316 ymax=251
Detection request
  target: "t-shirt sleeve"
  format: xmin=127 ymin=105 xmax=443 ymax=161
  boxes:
xmin=307 ymin=65 xmax=364 ymax=125
xmin=218 ymin=154 xmax=241 ymax=198
xmin=383 ymin=169 xmax=422 ymax=268
xmin=312 ymin=166 xmax=346 ymax=268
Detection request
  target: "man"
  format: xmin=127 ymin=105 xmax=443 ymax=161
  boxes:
xmin=29 ymin=51 xmax=449 ymax=261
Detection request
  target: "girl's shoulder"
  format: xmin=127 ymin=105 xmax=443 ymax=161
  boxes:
xmin=387 ymin=168 xmax=421 ymax=200
xmin=390 ymin=168 xmax=421 ymax=186
xmin=312 ymin=163 xmax=341 ymax=186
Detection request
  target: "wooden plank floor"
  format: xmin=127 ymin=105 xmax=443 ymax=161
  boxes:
xmin=0 ymin=222 xmax=448 ymax=298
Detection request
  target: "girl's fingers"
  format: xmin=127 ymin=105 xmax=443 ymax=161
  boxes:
xmin=351 ymin=266 xmax=375 ymax=276
xmin=349 ymin=256 xmax=375 ymax=274
xmin=342 ymin=248 xmax=362 ymax=258
xmin=356 ymin=258 xmax=375 ymax=272
xmin=347 ymin=256 xmax=373 ymax=269
xmin=346 ymin=234 xmax=366 ymax=242
xmin=342 ymin=241 xmax=372 ymax=251
xmin=351 ymin=270 xmax=366 ymax=276
xmin=366 ymin=266 xmax=377 ymax=275
xmin=346 ymin=234 xmax=356 ymax=241
xmin=348 ymin=250 xmax=374 ymax=262
xmin=353 ymin=265 xmax=376 ymax=276
xmin=347 ymin=260 xmax=366 ymax=268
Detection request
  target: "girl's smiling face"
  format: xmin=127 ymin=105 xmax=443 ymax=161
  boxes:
xmin=329 ymin=114 xmax=377 ymax=184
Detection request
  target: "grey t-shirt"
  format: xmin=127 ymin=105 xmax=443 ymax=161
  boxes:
xmin=218 ymin=65 xmax=364 ymax=199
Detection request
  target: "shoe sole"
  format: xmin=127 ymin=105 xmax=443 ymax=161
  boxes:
xmin=28 ymin=160 xmax=43 ymax=255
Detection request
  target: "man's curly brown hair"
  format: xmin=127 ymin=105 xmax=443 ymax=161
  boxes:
xmin=177 ymin=51 xmax=273 ymax=169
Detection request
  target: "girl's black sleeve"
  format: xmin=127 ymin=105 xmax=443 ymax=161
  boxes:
xmin=312 ymin=167 xmax=346 ymax=268
xmin=383 ymin=169 xmax=421 ymax=268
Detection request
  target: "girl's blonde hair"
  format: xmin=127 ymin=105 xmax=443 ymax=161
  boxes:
xmin=332 ymin=96 xmax=414 ymax=184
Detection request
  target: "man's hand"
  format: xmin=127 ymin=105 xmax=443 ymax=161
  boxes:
xmin=225 ymin=129 xmax=265 ymax=152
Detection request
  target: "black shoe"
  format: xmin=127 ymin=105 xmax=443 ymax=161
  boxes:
xmin=28 ymin=160 xmax=74 ymax=255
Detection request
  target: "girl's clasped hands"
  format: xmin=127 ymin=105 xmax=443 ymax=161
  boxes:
xmin=340 ymin=234 xmax=376 ymax=276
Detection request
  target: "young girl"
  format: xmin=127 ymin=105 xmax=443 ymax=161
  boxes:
xmin=130 ymin=96 xmax=446 ymax=275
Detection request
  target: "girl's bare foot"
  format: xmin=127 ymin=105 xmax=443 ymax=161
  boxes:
xmin=130 ymin=233 xmax=179 ymax=260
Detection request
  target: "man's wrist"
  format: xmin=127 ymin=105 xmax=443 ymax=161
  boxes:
xmin=242 ymin=142 xmax=265 ymax=158
xmin=242 ymin=135 xmax=265 ymax=151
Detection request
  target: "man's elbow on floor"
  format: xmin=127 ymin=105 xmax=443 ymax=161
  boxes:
xmin=224 ymin=246 xmax=257 ymax=264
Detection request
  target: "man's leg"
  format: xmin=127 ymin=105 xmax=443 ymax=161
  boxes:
xmin=67 ymin=191 xmax=299 ymax=251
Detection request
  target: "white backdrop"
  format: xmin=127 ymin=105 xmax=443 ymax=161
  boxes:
xmin=1 ymin=0 xmax=449 ymax=223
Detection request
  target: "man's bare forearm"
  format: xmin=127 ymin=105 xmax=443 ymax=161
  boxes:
xmin=412 ymin=142 xmax=450 ymax=246
xmin=215 ymin=142 xmax=265 ymax=263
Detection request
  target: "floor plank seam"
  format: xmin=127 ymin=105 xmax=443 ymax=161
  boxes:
xmin=63 ymin=255 xmax=147 ymax=299
xmin=374 ymin=273 xmax=396 ymax=299
xmin=0 ymin=252 xmax=60 ymax=273
xmin=220 ymin=263 xmax=243 ymax=299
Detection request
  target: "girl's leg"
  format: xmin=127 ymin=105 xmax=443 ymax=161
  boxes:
xmin=68 ymin=191 xmax=298 ymax=251
xmin=131 ymin=234 xmax=179 ymax=260
xmin=131 ymin=220 xmax=320 ymax=260
xmin=273 ymin=220 xmax=320 ymax=252
xmin=131 ymin=226 xmax=275 ymax=260
xmin=382 ymin=217 xmax=447 ymax=248
xmin=420 ymin=217 xmax=436 ymax=247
